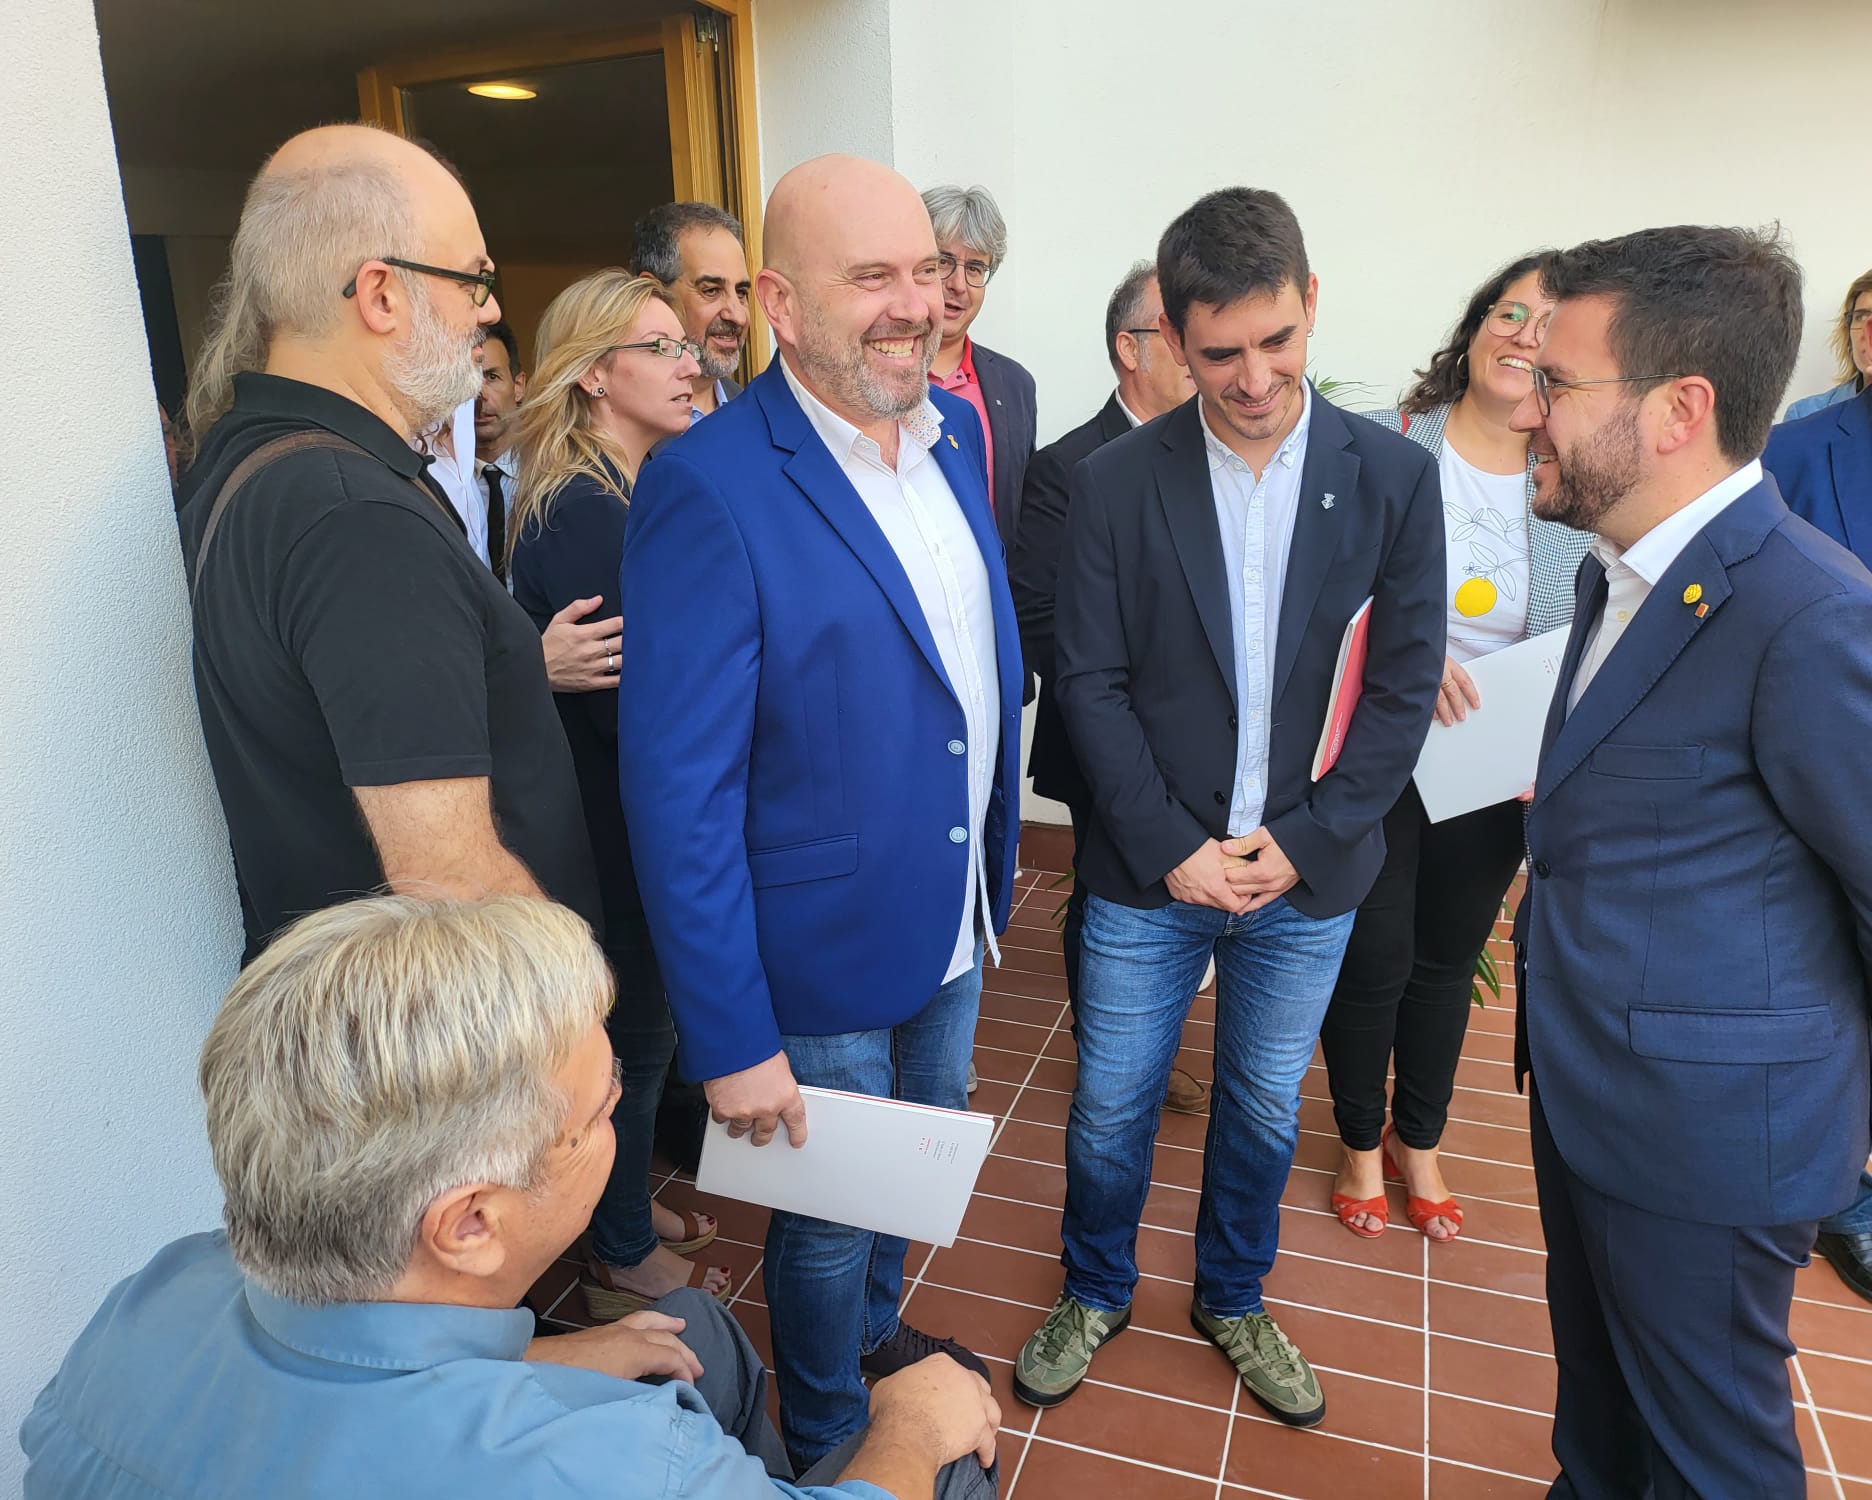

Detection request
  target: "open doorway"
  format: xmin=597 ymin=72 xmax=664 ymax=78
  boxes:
xmin=95 ymin=0 xmax=763 ymax=405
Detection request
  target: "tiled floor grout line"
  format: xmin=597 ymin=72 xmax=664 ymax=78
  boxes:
xmin=1791 ymin=1353 xmax=1848 ymax=1499
xmin=1213 ymin=1375 xmax=1243 ymax=1498
xmin=1420 ymin=1229 xmax=1432 ymax=1500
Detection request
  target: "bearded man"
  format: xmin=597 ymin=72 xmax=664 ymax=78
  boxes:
xmin=630 ymin=200 xmax=752 ymax=420
xmin=177 ymin=124 xmax=600 ymax=963
xmin=617 ymin=155 xmax=1023 ymax=1471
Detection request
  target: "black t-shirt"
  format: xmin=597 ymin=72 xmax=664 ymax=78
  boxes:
xmin=176 ymin=373 xmax=601 ymax=959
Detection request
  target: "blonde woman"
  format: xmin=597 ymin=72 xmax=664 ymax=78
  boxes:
xmin=1785 ymin=268 xmax=1872 ymax=421
xmin=508 ymin=271 xmax=723 ymax=1319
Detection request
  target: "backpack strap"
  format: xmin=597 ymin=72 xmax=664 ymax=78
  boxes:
xmin=190 ymin=430 xmax=364 ymax=601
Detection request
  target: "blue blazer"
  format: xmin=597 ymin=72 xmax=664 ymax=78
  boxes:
xmin=1518 ymin=477 xmax=1872 ymax=1226
xmin=1763 ymin=385 xmax=1872 ymax=567
xmin=618 ymin=366 xmax=1024 ymax=1082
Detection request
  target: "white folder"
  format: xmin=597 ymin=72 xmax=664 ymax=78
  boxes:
xmin=695 ymin=1086 xmax=994 ymax=1246
xmin=1412 ymin=627 xmax=1570 ymax=823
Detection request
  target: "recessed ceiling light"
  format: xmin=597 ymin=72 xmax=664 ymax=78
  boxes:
xmin=466 ymin=82 xmax=537 ymax=100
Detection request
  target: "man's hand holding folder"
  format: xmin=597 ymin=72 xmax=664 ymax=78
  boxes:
xmin=705 ymin=1051 xmax=809 ymax=1148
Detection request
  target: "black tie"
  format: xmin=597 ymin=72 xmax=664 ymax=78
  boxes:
xmin=484 ymin=466 xmax=507 ymax=583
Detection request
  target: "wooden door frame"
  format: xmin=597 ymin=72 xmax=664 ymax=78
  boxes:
xmin=357 ymin=2 xmax=767 ymax=373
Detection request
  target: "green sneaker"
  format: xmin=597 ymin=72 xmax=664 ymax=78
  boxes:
xmin=1190 ymin=1302 xmax=1325 ymax=1427
xmin=1012 ymin=1294 xmax=1131 ymax=1407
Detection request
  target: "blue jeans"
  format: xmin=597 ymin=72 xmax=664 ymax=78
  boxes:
xmin=588 ymin=898 xmax=678 ymax=1269
xmin=1062 ymin=894 xmax=1354 ymax=1318
xmin=1822 ymin=1171 xmax=1872 ymax=1236
xmin=765 ymin=951 xmax=983 ymax=1469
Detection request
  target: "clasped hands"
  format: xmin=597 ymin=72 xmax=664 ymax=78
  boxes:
xmin=1165 ymin=829 xmax=1298 ymax=914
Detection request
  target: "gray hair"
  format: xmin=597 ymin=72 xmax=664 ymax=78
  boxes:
xmin=1106 ymin=260 xmax=1157 ymax=369
xmin=629 ymin=201 xmax=745 ymax=285
xmin=183 ymin=149 xmax=420 ymax=449
xmin=199 ymin=896 xmax=610 ymax=1305
xmin=921 ymin=184 xmax=1009 ymax=272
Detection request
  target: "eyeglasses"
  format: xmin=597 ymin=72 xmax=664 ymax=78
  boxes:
xmin=1529 ymin=366 xmax=1683 ymax=418
xmin=1484 ymin=300 xmax=1552 ymax=339
xmin=1123 ymin=327 xmax=1163 ymax=339
xmin=1849 ymin=309 xmax=1872 ymax=331
xmin=343 ymin=257 xmax=499 ymax=307
xmin=604 ymin=337 xmax=703 ymax=362
xmin=937 ymin=252 xmax=993 ymax=289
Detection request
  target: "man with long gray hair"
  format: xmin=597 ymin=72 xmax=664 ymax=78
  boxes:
xmin=21 ymin=896 xmax=1001 ymax=1497
xmin=174 ymin=124 xmax=600 ymax=962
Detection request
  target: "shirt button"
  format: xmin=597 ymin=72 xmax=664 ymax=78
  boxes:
xmin=947 ymin=739 xmax=966 ymax=755
xmin=949 ymin=827 xmax=968 ymax=844
xmin=1213 ymin=791 xmax=1227 ymax=805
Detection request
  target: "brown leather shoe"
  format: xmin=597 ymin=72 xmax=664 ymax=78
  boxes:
xmin=1165 ymin=1067 xmax=1209 ymax=1113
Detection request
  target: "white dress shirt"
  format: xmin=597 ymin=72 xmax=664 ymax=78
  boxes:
xmin=415 ymin=397 xmax=487 ymax=565
xmin=780 ymin=359 xmax=1001 ymax=981
xmin=1568 ymin=459 xmax=1762 ymax=713
xmin=1115 ymin=391 xmax=1147 ymax=429
xmin=474 ymin=449 xmax=520 ymax=591
xmin=1201 ymin=385 xmax=1313 ymax=837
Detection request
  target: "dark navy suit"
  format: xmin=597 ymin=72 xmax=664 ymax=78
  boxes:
xmin=1764 ymin=383 xmax=1872 ymax=568
xmin=1517 ymin=475 xmax=1872 ymax=1497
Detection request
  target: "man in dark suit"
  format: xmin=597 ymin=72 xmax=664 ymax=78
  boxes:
xmin=922 ymin=184 xmax=1037 ymax=553
xmin=1512 ymin=226 xmax=1872 ymax=1497
xmin=630 ymin=200 xmax=750 ymax=419
xmin=1013 ymin=189 xmax=1445 ymax=1423
xmin=1008 ymin=259 xmax=1205 ymax=1112
xmin=1762 ymin=387 xmax=1872 ymax=1305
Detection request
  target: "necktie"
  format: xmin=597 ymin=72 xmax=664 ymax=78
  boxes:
xmin=484 ymin=466 xmax=507 ymax=583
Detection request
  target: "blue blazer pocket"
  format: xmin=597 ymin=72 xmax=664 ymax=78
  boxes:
xmin=1589 ymin=744 xmax=1704 ymax=780
xmin=1628 ymin=1005 xmax=1833 ymax=1064
xmin=748 ymin=834 xmax=860 ymax=889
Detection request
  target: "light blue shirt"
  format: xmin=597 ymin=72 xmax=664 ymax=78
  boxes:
xmin=1785 ymin=377 xmax=1861 ymax=423
xmin=20 ymin=1233 xmax=888 ymax=1500
xmin=1199 ymin=385 xmax=1313 ymax=837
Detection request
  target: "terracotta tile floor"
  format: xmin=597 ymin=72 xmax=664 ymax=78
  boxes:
xmin=531 ymin=848 xmax=1872 ymax=1498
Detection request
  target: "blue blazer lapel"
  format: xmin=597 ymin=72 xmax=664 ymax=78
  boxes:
xmin=1828 ymin=397 xmax=1872 ymax=562
xmin=929 ymin=406 xmax=1026 ymax=713
xmin=1273 ymin=390 xmax=1362 ymax=705
xmin=1154 ymin=401 xmax=1236 ymax=702
xmin=756 ymin=369 xmax=955 ymax=695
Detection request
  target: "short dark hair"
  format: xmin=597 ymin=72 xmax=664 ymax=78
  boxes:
xmin=1400 ymin=251 xmax=1555 ymax=417
xmin=484 ymin=317 xmax=521 ymax=374
xmin=1105 ymin=260 xmax=1156 ymax=369
xmin=1541 ymin=225 xmax=1803 ymax=464
xmin=1156 ymin=188 xmax=1309 ymax=334
xmin=629 ymin=202 xmax=745 ymax=285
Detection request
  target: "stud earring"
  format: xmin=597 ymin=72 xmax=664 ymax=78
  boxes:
xmin=592 ymin=385 xmax=606 ymax=397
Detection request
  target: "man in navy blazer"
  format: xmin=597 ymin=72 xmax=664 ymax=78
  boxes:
xmin=1763 ymin=384 xmax=1872 ymax=1304
xmin=618 ymin=156 xmax=1020 ymax=1474
xmin=1013 ymin=189 xmax=1445 ymax=1422
xmin=1514 ymin=226 xmax=1872 ymax=1497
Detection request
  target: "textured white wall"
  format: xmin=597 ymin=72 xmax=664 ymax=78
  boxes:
xmin=754 ymin=0 xmax=897 ymax=183
xmin=0 ymin=0 xmax=240 ymax=1484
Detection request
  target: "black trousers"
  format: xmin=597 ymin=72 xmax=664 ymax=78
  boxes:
xmin=1531 ymin=1087 xmax=1812 ymax=1499
xmin=1318 ymin=782 xmax=1524 ymax=1151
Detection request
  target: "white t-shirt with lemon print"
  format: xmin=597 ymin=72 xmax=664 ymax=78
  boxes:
xmin=1440 ymin=444 xmax=1530 ymax=664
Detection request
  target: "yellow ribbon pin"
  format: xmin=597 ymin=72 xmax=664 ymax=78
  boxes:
xmin=1682 ymin=583 xmax=1703 ymax=605
xmin=947 ymin=434 xmax=959 ymax=450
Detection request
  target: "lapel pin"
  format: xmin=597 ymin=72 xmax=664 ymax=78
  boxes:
xmin=946 ymin=434 xmax=959 ymax=450
xmin=1682 ymin=583 xmax=1703 ymax=604
xmin=1321 ymin=493 xmax=1335 ymax=510
xmin=1695 ymin=602 xmax=1709 ymax=618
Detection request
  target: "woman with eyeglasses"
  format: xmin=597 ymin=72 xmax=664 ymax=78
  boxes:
xmin=1320 ymin=252 xmax=1593 ymax=1245
xmin=1784 ymin=269 xmax=1872 ymax=421
xmin=508 ymin=270 xmax=730 ymax=1317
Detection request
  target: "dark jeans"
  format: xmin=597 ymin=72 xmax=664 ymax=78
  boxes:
xmin=588 ymin=894 xmax=678 ymax=1269
xmin=1531 ymin=1088 xmax=1812 ymax=1499
xmin=1319 ymin=783 xmax=1525 ymax=1152
xmin=657 ymin=1287 xmax=997 ymax=1498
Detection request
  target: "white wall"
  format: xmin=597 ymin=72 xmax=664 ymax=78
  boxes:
xmin=0 ymin=0 xmax=240 ymax=1483
xmin=754 ymin=0 xmax=898 ymax=181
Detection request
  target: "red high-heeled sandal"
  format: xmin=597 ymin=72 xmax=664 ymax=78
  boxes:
xmin=1381 ymin=1124 xmax=1464 ymax=1241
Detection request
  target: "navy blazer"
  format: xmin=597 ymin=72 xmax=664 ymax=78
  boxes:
xmin=972 ymin=341 xmax=1037 ymax=552
xmin=1763 ymin=384 xmax=1872 ymax=567
xmin=1518 ymin=477 xmax=1872 ymax=1225
xmin=1054 ymin=388 xmax=1446 ymax=917
xmin=1009 ymin=392 xmax=1135 ymax=808
xmin=618 ymin=366 xmax=1024 ymax=1082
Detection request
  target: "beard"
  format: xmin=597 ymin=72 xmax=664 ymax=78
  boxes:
xmin=1533 ymin=402 xmax=1643 ymax=534
xmin=794 ymin=302 xmax=938 ymax=422
xmin=695 ymin=317 xmax=746 ymax=382
xmin=385 ymin=285 xmax=485 ymax=430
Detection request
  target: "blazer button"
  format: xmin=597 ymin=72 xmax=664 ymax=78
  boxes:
xmin=949 ymin=827 xmax=968 ymax=843
xmin=1228 ymin=714 xmax=1239 ymax=730
xmin=1213 ymin=791 xmax=1226 ymax=805
xmin=1533 ymin=859 xmax=1552 ymax=879
xmin=947 ymin=739 xmax=966 ymax=755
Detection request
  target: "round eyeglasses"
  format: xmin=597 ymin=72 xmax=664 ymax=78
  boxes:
xmin=937 ymin=252 xmax=993 ymax=289
xmin=1484 ymin=301 xmax=1551 ymax=339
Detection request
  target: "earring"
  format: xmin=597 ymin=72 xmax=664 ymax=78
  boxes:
xmin=1456 ymin=352 xmax=1469 ymax=374
xmin=592 ymin=385 xmax=606 ymax=397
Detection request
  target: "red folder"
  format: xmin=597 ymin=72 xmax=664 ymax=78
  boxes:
xmin=1311 ymin=597 xmax=1373 ymax=781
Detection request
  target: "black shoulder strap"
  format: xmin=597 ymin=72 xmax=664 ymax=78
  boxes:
xmin=190 ymin=430 xmax=362 ymax=601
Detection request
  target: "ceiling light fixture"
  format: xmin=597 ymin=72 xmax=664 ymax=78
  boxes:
xmin=466 ymin=82 xmax=537 ymax=100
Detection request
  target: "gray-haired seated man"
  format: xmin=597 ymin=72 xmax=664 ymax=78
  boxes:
xmin=20 ymin=897 xmax=1000 ymax=1499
